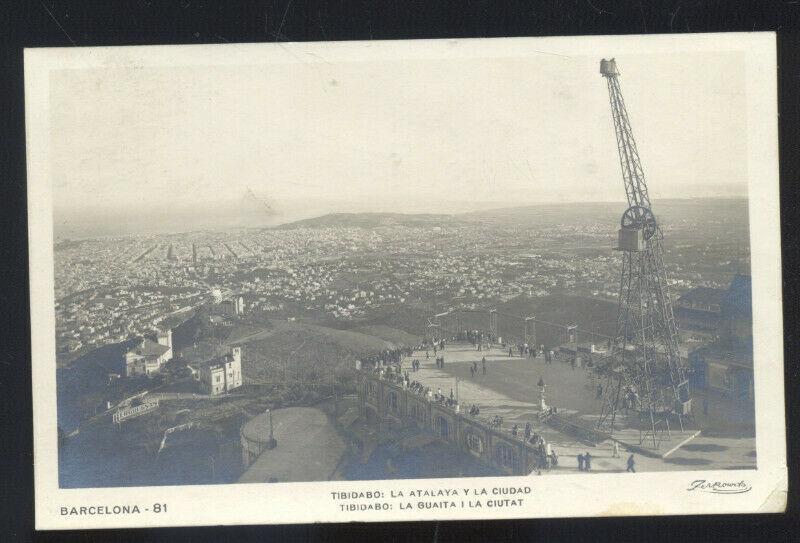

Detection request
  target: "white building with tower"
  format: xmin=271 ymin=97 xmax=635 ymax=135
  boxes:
xmin=124 ymin=328 xmax=173 ymax=377
xmin=197 ymin=346 xmax=243 ymax=395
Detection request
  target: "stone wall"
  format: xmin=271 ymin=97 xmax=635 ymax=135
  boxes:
xmin=357 ymin=371 xmax=542 ymax=476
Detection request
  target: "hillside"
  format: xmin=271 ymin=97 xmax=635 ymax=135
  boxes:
xmin=497 ymin=294 xmax=618 ymax=346
xmin=271 ymin=197 xmax=748 ymax=231
xmin=240 ymin=320 xmax=404 ymax=387
xmin=271 ymin=320 xmax=396 ymax=353
xmin=460 ymin=198 xmax=748 ymax=228
xmin=350 ymin=324 xmax=421 ymax=347
xmin=273 ymin=212 xmax=463 ymax=230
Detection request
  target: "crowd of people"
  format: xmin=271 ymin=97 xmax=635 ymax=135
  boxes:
xmin=358 ymin=334 xmax=640 ymax=475
xmin=359 ymin=345 xmax=415 ymax=371
xmin=369 ymin=357 xmax=463 ymax=413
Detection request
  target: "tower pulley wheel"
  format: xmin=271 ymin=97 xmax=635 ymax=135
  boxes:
xmin=620 ymin=205 xmax=658 ymax=241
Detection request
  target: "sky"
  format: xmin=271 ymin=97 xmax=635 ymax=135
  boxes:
xmin=48 ymin=47 xmax=748 ymax=232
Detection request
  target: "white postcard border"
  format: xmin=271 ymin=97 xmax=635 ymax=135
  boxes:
xmin=26 ymin=33 xmax=786 ymax=530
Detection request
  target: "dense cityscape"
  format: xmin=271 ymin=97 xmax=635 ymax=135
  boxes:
xmin=54 ymin=199 xmax=748 ymax=365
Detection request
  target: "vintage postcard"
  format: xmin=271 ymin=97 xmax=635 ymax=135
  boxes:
xmin=26 ymin=33 xmax=786 ymax=529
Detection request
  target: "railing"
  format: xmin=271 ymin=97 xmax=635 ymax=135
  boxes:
xmin=157 ymin=422 xmax=196 ymax=455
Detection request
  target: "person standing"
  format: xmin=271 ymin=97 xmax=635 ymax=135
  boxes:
xmin=626 ymin=454 xmax=636 ymax=473
xmin=577 ymin=453 xmax=584 ymax=472
xmin=470 ymin=365 xmax=475 ymax=378
xmin=584 ymin=452 xmax=592 ymax=471
xmin=482 ymin=357 xmax=486 ymax=375
xmin=612 ymin=441 xmax=620 ymax=458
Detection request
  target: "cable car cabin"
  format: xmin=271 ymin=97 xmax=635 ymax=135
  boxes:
xmin=618 ymin=227 xmax=645 ymax=252
xmin=600 ymin=58 xmax=618 ymax=76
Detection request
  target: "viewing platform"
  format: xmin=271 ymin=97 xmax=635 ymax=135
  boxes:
xmin=357 ymin=341 xmax=727 ymax=474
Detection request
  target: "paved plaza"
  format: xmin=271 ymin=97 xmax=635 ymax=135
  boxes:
xmin=401 ymin=342 xmax=756 ymax=474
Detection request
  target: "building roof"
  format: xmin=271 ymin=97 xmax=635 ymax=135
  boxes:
xmin=722 ymin=274 xmax=752 ymax=320
xmin=196 ymin=352 xmax=236 ymax=370
xmin=128 ymin=338 xmax=170 ymax=359
xmin=238 ymin=407 xmax=345 ymax=484
xmin=677 ymin=286 xmax=726 ymax=307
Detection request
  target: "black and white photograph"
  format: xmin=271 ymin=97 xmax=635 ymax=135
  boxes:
xmin=25 ymin=34 xmax=786 ymax=528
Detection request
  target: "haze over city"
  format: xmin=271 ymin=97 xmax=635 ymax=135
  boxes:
xmin=49 ymin=49 xmax=748 ymax=238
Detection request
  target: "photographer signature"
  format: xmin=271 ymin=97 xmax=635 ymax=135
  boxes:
xmin=687 ymin=479 xmax=752 ymax=494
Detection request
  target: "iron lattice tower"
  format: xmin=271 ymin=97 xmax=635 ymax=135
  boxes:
xmin=596 ymin=59 xmax=691 ymax=447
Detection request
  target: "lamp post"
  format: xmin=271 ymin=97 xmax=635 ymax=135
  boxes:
xmin=266 ymin=409 xmax=277 ymax=449
xmin=567 ymin=324 xmax=579 ymax=368
xmin=537 ymin=377 xmax=547 ymax=410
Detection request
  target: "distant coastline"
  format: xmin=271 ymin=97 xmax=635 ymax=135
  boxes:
xmin=53 ymin=195 xmax=749 ymax=242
